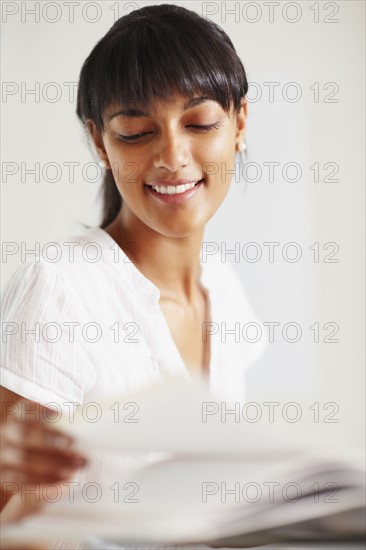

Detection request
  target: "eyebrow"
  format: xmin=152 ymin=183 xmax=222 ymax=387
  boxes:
xmin=107 ymin=96 xmax=214 ymax=120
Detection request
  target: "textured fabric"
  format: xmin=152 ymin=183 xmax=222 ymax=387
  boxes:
xmin=0 ymin=226 xmax=266 ymax=549
xmin=1 ymin=226 xmax=266 ymax=408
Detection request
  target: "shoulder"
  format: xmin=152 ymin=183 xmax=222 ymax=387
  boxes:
xmin=203 ymin=255 xmax=256 ymax=318
xmin=1 ymin=227 xmax=105 ymax=319
xmin=35 ymin=226 xmax=114 ymax=278
xmin=2 ymin=227 xmax=118 ymax=303
xmin=203 ymin=255 xmax=268 ymax=369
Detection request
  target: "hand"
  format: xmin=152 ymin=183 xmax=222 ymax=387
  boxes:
xmin=0 ymin=388 xmax=88 ymax=524
xmin=1 ymin=405 xmax=86 ymax=485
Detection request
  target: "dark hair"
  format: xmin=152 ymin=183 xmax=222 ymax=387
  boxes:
xmin=76 ymin=3 xmax=248 ymax=229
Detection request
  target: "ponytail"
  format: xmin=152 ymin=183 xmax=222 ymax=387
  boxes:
xmin=99 ymin=170 xmax=122 ymax=229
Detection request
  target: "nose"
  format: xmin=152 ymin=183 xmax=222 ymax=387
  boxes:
xmin=152 ymin=128 xmax=191 ymax=172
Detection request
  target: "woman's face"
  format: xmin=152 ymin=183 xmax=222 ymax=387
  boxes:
xmin=88 ymin=92 xmax=246 ymax=238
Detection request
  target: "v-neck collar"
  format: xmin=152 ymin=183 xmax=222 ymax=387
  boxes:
xmin=92 ymin=226 xmax=212 ymax=302
xmin=90 ymin=226 xmax=215 ymax=379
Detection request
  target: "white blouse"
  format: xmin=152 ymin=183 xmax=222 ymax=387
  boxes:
xmin=0 ymin=226 xmax=266 ymax=549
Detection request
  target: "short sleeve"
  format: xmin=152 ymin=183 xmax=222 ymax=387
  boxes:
xmin=1 ymin=260 xmax=96 ymax=410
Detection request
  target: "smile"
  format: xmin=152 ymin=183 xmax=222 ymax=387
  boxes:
xmin=144 ymin=179 xmax=205 ymax=204
xmin=150 ymin=180 xmax=203 ymax=195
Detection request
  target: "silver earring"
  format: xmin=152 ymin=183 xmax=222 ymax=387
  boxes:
xmin=98 ymin=160 xmax=107 ymax=169
xmin=238 ymin=142 xmax=247 ymax=153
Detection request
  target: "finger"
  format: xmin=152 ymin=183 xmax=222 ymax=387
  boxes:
xmin=1 ymin=446 xmax=87 ymax=482
xmin=23 ymin=425 xmax=75 ymax=451
xmin=24 ymin=447 xmax=87 ymax=473
xmin=2 ymin=437 xmax=87 ymax=463
xmin=1 ymin=461 xmax=84 ymax=485
xmin=1 ymin=418 xmax=75 ymax=452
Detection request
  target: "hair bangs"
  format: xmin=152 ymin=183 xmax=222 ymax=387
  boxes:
xmin=77 ymin=5 xmax=247 ymax=133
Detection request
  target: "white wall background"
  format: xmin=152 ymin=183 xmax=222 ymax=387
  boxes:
xmin=1 ymin=1 xmax=365 ymax=451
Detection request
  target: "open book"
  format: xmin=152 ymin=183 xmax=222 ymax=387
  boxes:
xmin=1 ymin=377 xmax=365 ymax=547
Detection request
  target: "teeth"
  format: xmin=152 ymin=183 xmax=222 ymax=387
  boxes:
xmin=152 ymin=181 xmax=198 ymax=194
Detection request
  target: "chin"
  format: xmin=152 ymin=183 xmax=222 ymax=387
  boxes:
xmin=150 ymin=217 xmax=207 ymax=239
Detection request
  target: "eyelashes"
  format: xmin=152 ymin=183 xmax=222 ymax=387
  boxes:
xmin=189 ymin=122 xmax=222 ymax=131
xmin=117 ymin=121 xmax=222 ymax=143
xmin=117 ymin=132 xmax=152 ymax=142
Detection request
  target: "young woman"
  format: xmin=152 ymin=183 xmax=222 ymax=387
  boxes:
xmin=0 ymin=4 xmax=265 ymax=548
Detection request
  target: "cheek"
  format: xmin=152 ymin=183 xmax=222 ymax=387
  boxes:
xmin=199 ymin=135 xmax=236 ymax=189
xmin=108 ymin=148 xmax=147 ymax=193
xmin=198 ymin=131 xmax=234 ymax=158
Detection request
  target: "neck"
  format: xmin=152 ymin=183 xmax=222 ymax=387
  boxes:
xmin=104 ymin=205 xmax=205 ymax=305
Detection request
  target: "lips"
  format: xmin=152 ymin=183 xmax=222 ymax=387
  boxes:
xmin=144 ymin=178 xmax=205 ymax=204
xmin=144 ymin=178 xmax=205 ymax=196
xmin=146 ymin=178 xmax=204 ymax=187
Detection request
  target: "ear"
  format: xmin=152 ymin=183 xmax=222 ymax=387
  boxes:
xmin=85 ymin=119 xmax=110 ymax=168
xmin=236 ymin=98 xmax=247 ymax=144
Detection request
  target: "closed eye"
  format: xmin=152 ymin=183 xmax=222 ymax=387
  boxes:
xmin=188 ymin=122 xmax=222 ymax=131
xmin=117 ymin=132 xmax=152 ymax=142
xmin=117 ymin=122 xmax=222 ymax=143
